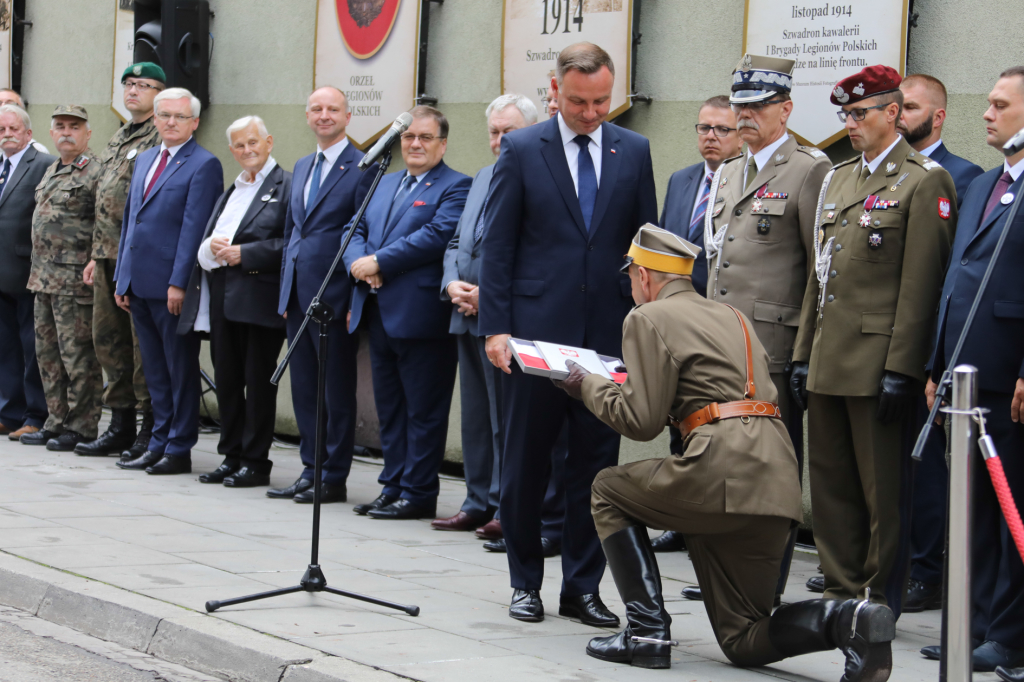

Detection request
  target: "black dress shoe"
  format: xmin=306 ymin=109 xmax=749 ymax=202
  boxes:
xmin=904 ymin=578 xmax=942 ymax=612
xmin=20 ymin=429 xmax=60 ymax=446
xmin=806 ymin=575 xmax=825 ymax=593
xmin=921 ymin=639 xmax=983 ymax=663
xmin=368 ymin=498 xmax=436 ymax=519
xmin=46 ymin=430 xmax=88 ymax=452
xmin=559 ymin=593 xmax=620 ymax=628
xmin=120 ymin=410 xmax=153 ymax=462
xmin=510 ymin=589 xmax=543 ymax=622
xmin=199 ymin=463 xmax=239 ymax=484
xmin=116 ymin=450 xmax=163 ymax=470
xmin=223 ymin=466 xmax=271 ymax=488
xmin=146 ymin=455 xmax=192 ymax=475
xmin=998 ymin=665 xmax=1024 ymax=682
xmin=651 ymin=530 xmax=686 ymax=552
xmin=681 ymin=586 xmax=703 ymax=601
xmin=266 ymin=477 xmax=313 ymax=499
xmin=353 ymin=493 xmax=399 ymax=515
xmin=482 ymin=537 xmax=560 ymax=556
xmin=484 ymin=538 xmax=506 ymax=552
xmin=294 ymin=482 xmax=347 ymax=503
xmin=974 ymin=641 xmax=1024 ymax=673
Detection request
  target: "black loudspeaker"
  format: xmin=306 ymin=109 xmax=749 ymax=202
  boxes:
xmin=133 ymin=0 xmax=211 ymax=109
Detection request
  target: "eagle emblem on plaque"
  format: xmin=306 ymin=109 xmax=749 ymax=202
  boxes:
xmin=336 ymin=0 xmax=402 ymax=59
xmin=348 ymin=0 xmax=387 ymax=27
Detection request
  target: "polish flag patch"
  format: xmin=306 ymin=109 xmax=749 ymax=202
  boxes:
xmin=938 ymin=198 xmax=951 ymax=219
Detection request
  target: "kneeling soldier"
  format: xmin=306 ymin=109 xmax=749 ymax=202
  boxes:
xmin=554 ymin=225 xmax=896 ymax=681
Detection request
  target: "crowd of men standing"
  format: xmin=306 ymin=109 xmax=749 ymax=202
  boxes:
xmin=2 ymin=41 xmax=1023 ymax=682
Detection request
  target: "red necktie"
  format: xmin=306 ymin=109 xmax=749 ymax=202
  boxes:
xmin=144 ymin=149 xmax=170 ymax=200
xmin=982 ymin=171 xmax=1014 ymax=225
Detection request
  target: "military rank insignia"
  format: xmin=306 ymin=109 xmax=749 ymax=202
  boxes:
xmin=868 ymin=231 xmax=883 ymax=249
xmin=886 ymin=162 xmax=896 ymax=173
xmin=938 ymin=197 xmax=951 ymax=219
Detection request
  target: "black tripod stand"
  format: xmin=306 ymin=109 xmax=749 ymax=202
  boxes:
xmin=205 ymin=150 xmax=419 ymax=617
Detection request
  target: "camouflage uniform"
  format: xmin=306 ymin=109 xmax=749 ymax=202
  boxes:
xmin=27 ymin=150 xmax=105 ymax=438
xmin=92 ymin=118 xmax=159 ymax=412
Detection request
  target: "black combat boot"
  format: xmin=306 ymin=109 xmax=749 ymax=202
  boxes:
xmin=75 ymin=409 xmax=137 ymax=456
xmin=769 ymin=594 xmax=895 ymax=682
xmin=586 ymin=526 xmax=673 ymax=669
xmin=121 ymin=411 xmax=153 ymax=462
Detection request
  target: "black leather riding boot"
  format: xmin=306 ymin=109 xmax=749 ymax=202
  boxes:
xmin=586 ymin=526 xmax=672 ymax=669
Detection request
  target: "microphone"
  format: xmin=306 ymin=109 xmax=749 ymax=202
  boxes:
xmin=1003 ymin=125 xmax=1024 ymax=157
xmin=358 ymin=112 xmax=414 ymax=171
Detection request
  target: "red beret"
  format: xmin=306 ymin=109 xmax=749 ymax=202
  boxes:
xmin=830 ymin=65 xmax=902 ymax=106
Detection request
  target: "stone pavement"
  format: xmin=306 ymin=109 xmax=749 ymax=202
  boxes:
xmin=0 ymin=418 xmax=964 ymax=682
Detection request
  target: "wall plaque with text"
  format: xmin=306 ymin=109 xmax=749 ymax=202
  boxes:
xmin=110 ymin=0 xmax=135 ymax=122
xmin=502 ymin=0 xmax=635 ymax=122
xmin=744 ymin=0 xmax=909 ymax=147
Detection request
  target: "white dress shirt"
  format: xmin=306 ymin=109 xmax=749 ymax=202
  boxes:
xmin=0 ymin=144 xmax=30 ymax=198
xmin=393 ymin=171 xmax=423 ymax=199
xmin=861 ymin=135 xmax=903 ymax=176
xmin=144 ymin=138 xmax=190 ymax=188
xmin=193 ymin=158 xmax=278 ymax=332
xmin=1004 ymin=155 xmax=1024 ymax=182
xmin=557 ymin=113 xmax=602 ymax=194
xmin=920 ymin=139 xmax=943 ymax=159
xmin=743 ymin=133 xmax=790 ymax=187
xmin=303 ymin=137 xmax=349 ymax=206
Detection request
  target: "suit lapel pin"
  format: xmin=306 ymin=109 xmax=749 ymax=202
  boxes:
xmin=610 ymin=149 xmax=617 ymax=154
xmin=886 ymin=162 xmax=896 ymax=173
xmin=127 ymin=149 xmax=137 ymax=160
xmin=339 ymin=165 xmax=345 ymax=170
xmin=1002 ymin=193 xmax=1015 ymax=205
xmin=426 ymin=182 xmax=432 ymax=187
xmin=261 ymin=194 xmax=272 ymax=202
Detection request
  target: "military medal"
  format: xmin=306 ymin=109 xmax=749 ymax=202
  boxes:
xmin=859 ymin=195 xmax=879 ymax=227
xmin=720 ymin=177 xmax=728 ymax=188
xmin=127 ymin=149 xmax=137 ymax=160
xmin=868 ymin=231 xmax=883 ymax=249
xmin=757 ymin=216 xmax=771 ymax=235
xmin=890 ymin=172 xmax=909 ymax=192
xmin=1002 ymin=193 xmax=1015 ymax=205
xmin=751 ymin=198 xmax=763 ymax=213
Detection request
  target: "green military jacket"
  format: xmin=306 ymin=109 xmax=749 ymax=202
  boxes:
xmin=27 ymin=149 xmax=104 ymax=297
xmin=92 ymin=118 xmax=160 ymax=259
xmin=581 ymin=279 xmax=803 ymax=522
xmin=706 ymin=135 xmax=832 ymax=373
xmin=792 ymin=136 xmax=956 ymax=395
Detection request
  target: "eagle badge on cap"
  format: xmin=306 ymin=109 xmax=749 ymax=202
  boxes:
xmin=742 ymin=54 xmax=753 ymax=71
xmin=133 ymin=65 xmax=142 ymax=76
xmin=853 ymin=82 xmax=865 ymax=96
xmin=833 ymin=85 xmax=849 ymax=103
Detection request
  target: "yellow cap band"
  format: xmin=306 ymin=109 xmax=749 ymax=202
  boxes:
xmin=626 ymin=243 xmax=694 ymax=275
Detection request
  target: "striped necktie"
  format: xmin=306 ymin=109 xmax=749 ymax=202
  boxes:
xmin=688 ymin=172 xmax=713 ymax=241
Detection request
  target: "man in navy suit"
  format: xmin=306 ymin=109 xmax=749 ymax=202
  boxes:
xmin=896 ymin=73 xmax=986 ymax=612
xmin=345 ymin=106 xmax=471 ymax=520
xmin=480 ymin=43 xmax=659 ymax=626
xmin=922 ymin=67 xmax=1024 ymax=675
xmin=269 ymin=87 xmax=374 ymax=504
xmin=114 ymin=88 xmax=223 ymax=475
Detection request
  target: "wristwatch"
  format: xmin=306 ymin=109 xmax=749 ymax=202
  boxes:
xmin=372 ymin=255 xmax=378 ymax=264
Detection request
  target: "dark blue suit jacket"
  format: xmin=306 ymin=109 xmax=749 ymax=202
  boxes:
xmin=929 ymin=167 xmax=1024 ymax=394
xmin=929 ymin=142 xmax=984 ymax=209
xmin=278 ymin=143 xmax=374 ymax=316
xmin=344 ymin=161 xmax=471 ymax=339
xmin=478 ymin=117 xmax=659 ymax=357
xmin=660 ymin=161 xmax=708 ymax=297
xmin=115 ymin=138 xmax=223 ymax=298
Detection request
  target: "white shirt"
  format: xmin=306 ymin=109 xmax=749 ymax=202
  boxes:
xmin=861 ymin=135 xmax=903 ymax=176
xmin=920 ymin=139 xmax=943 ymax=159
xmin=193 ymin=158 xmax=278 ymax=332
xmin=744 ymin=133 xmax=790 ymax=187
xmin=557 ymin=113 xmax=602 ymax=194
xmin=303 ymin=137 xmax=349 ymax=206
xmin=690 ymin=162 xmax=715 ymax=225
xmin=144 ymin=138 xmax=190 ymax=188
xmin=1004 ymin=155 xmax=1024 ymax=182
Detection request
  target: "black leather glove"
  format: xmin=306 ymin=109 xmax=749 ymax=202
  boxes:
xmin=552 ymin=360 xmax=590 ymax=401
xmin=789 ymin=362 xmax=809 ymax=412
xmin=876 ymin=370 xmax=920 ymax=424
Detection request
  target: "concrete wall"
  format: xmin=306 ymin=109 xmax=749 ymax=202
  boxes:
xmin=18 ymin=0 xmax=1017 ymax=475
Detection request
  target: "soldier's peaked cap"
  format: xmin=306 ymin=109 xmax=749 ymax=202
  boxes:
xmin=621 ymin=224 xmax=701 ymax=275
xmin=731 ymin=54 xmax=795 ymax=104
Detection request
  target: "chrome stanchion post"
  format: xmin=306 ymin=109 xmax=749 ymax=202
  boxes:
xmin=942 ymin=365 xmax=978 ymax=682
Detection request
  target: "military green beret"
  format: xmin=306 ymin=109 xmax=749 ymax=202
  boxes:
xmin=122 ymin=62 xmax=166 ymax=84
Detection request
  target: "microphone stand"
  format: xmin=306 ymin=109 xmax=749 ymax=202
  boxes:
xmin=205 ymin=149 xmax=419 ymax=617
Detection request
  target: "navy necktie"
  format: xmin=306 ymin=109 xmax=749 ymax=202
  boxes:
xmin=393 ymin=174 xmax=415 ymax=208
xmin=473 ymin=197 xmax=488 ymax=242
xmin=574 ymin=135 xmax=597 ymax=231
xmin=305 ymin=152 xmax=325 ymax=211
xmin=0 ymin=159 xmax=10 ymax=199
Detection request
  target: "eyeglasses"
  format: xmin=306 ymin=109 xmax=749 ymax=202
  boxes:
xmin=156 ymin=113 xmax=195 ymax=123
xmin=695 ymin=124 xmax=737 ymax=137
xmin=400 ymin=133 xmax=443 ymax=144
xmin=123 ymin=81 xmax=161 ymax=93
xmin=837 ymin=104 xmax=889 ymax=123
xmin=731 ymin=99 xmax=784 ymax=112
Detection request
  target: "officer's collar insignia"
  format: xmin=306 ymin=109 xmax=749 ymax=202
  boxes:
xmin=775 ymin=154 xmax=784 ymax=163
xmin=886 ymin=162 xmax=896 ymax=173
xmin=75 ymin=156 xmax=89 ymax=168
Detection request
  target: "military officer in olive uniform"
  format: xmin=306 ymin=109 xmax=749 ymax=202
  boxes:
xmin=692 ymin=54 xmax=832 ymax=604
xmin=791 ymin=66 xmax=956 ymax=619
xmin=75 ymin=63 xmax=164 ymax=459
xmin=554 ymin=225 xmax=896 ymax=680
xmin=22 ymin=106 xmax=105 ymax=451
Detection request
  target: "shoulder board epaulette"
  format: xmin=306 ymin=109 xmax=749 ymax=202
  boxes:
xmin=797 ymin=146 xmax=827 ymax=159
xmin=722 ymin=153 xmax=744 ymax=165
xmin=74 ymin=156 xmax=90 ymax=169
xmin=832 ymin=156 xmax=859 ymax=171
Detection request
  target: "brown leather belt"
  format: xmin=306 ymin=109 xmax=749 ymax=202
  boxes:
xmin=671 ymin=305 xmax=781 ymax=439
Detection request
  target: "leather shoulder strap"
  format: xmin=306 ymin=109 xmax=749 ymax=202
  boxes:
xmin=723 ymin=304 xmax=755 ymax=399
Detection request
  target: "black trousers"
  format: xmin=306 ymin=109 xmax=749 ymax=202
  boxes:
xmin=208 ymin=270 xmax=285 ymax=471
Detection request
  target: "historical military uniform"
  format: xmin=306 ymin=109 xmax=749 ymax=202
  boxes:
xmin=792 ymin=66 xmax=956 ymax=617
xmin=556 ymin=226 xmax=895 ymax=680
xmin=27 ymin=107 xmax=105 ymax=445
xmin=76 ymin=62 xmax=163 ymax=457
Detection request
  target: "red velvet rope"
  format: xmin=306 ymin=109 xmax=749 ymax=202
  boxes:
xmin=985 ymin=456 xmax=1024 ymax=560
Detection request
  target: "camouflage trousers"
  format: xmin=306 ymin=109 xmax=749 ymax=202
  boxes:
xmin=93 ymin=258 xmax=150 ymax=411
xmin=34 ymin=292 xmax=103 ymax=438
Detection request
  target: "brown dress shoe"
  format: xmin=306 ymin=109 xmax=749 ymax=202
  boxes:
xmin=9 ymin=425 xmax=39 ymax=441
xmin=475 ymin=518 xmax=503 ymax=540
xmin=432 ymin=511 xmax=489 ymax=532
xmin=0 ymin=423 xmax=10 ymax=435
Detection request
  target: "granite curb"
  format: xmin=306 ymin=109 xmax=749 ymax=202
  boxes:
xmin=0 ymin=550 xmax=412 ymax=682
